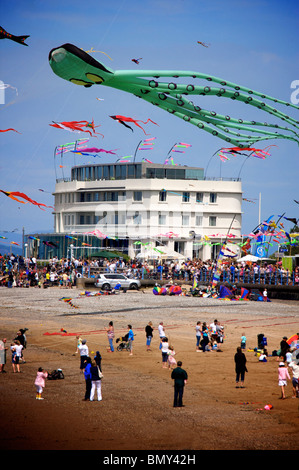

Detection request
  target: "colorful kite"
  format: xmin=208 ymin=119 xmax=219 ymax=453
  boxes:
xmin=49 ymin=43 xmax=299 ymax=147
xmin=0 ymin=190 xmax=54 ymax=211
xmin=132 ymin=58 xmax=142 ymax=64
xmin=43 ymin=241 xmax=58 ymax=247
xmin=110 ymin=115 xmax=158 ymax=134
xmin=0 ymin=25 xmax=29 ymax=46
xmin=197 ymin=41 xmax=210 ymax=48
xmin=59 ymin=297 xmax=78 ymax=309
xmin=50 ymin=119 xmax=103 ymax=137
xmin=0 ymin=128 xmax=21 ymax=134
xmin=72 ymin=147 xmax=118 ymax=155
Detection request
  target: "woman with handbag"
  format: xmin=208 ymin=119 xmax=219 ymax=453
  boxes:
xmin=90 ymin=360 xmax=103 ymax=401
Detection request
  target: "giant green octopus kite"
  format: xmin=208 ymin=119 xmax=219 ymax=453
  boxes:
xmin=49 ymin=43 xmax=299 ymax=148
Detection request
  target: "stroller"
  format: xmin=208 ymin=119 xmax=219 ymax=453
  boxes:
xmin=116 ymin=333 xmax=130 ymax=351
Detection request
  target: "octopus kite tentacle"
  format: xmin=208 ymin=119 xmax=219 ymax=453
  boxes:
xmin=49 ymin=43 xmax=299 ymax=148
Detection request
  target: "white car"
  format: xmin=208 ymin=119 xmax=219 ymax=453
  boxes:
xmin=94 ymin=273 xmax=141 ymax=290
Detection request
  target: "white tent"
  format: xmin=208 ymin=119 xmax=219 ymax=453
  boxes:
xmin=136 ymin=249 xmax=162 ymax=259
xmin=236 ymin=254 xmax=260 ymax=262
xmin=160 ymin=251 xmax=185 ymax=260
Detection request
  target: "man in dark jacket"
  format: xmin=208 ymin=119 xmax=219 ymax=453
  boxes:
xmin=171 ymin=361 xmax=188 ymax=407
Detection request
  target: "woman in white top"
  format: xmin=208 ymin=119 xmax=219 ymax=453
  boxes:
xmin=158 ymin=322 xmax=166 ymax=350
xmin=12 ymin=340 xmax=23 ymax=373
xmin=78 ymin=340 xmax=89 ymax=371
xmin=161 ymin=337 xmax=169 ymax=369
xmin=196 ymin=321 xmax=202 ymax=352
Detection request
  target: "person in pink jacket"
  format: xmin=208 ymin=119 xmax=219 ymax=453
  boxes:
xmin=278 ymin=362 xmax=291 ymax=399
xmin=34 ymin=367 xmax=48 ymax=400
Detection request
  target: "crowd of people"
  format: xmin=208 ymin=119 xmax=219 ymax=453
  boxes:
xmin=1 ymin=252 xmax=299 ymax=289
xmin=1 ymin=321 xmax=298 ymax=407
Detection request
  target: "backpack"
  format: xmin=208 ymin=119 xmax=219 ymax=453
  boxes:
xmin=47 ymin=369 xmax=64 ymax=380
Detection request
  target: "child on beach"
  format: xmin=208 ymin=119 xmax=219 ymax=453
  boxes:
xmin=34 ymin=367 xmax=48 ymax=400
xmin=278 ymin=361 xmax=291 ymax=399
xmin=241 ymin=333 xmax=246 ymax=350
xmin=167 ymin=346 xmax=177 ymax=370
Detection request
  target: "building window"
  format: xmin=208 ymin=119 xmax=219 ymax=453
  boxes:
xmin=210 ymin=193 xmax=217 ymax=203
xmin=195 ymin=215 xmax=203 ymax=226
xmin=159 ymin=190 xmax=167 ymax=202
xmin=158 ymin=213 xmax=166 ymax=225
xmin=182 ymin=192 xmax=190 ymax=202
xmin=182 ymin=215 xmax=189 ymax=226
xmin=133 ymin=191 xmax=142 ymax=201
xmin=209 ymin=216 xmax=217 ymax=226
xmin=133 ymin=211 xmax=142 ymax=225
xmin=196 ymin=192 xmax=203 ymax=203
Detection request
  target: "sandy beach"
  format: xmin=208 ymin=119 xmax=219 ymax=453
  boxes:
xmin=0 ymin=285 xmax=298 ymax=451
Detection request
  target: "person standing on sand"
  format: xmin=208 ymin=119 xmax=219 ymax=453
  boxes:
xmin=278 ymin=361 xmax=290 ymax=399
xmin=145 ymin=321 xmax=154 ymax=351
xmin=90 ymin=360 xmax=103 ymax=402
xmin=0 ymin=338 xmax=8 ymax=373
xmin=77 ymin=339 xmax=89 ymax=371
xmin=83 ymin=357 xmax=92 ymax=401
xmin=234 ymin=346 xmax=248 ymax=388
xmin=195 ymin=321 xmax=202 ymax=352
xmin=34 ymin=367 xmax=48 ymax=400
xmin=127 ymin=325 xmax=134 ymax=356
xmin=171 ymin=361 xmax=188 ymax=407
xmin=105 ymin=321 xmax=115 ymax=352
xmin=158 ymin=322 xmax=166 ymax=350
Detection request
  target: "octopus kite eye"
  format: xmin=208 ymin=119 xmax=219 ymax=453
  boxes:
xmin=85 ymin=73 xmax=104 ymax=84
xmin=158 ymin=93 xmax=167 ymax=100
xmin=70 ymin=78 xmax=93 ymax=87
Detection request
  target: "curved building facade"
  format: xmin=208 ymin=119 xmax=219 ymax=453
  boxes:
xmin=49 ymin=161 xmax=242 ymax=260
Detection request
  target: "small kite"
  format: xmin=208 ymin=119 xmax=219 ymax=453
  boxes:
xmin=72 ymin=147 xmax=118 ymax=155
xmin=43 ymin=241 xmax=58 ymax=247
xmin=243 ymin=198 xmax=256 ymax=204
xmin=50 ymin=119 xmax=103 ymax=138
xmin=0 ymin=128 xmax=21 ymax=134
xmin=49 ymin=43 xmax=299 ymax=148
xmin=294 ymin=200 xmax=299 ymax=205
xmin=197 ymin=41 xmax=210 ymax=48
xmin=0 ymin=190 xmax=54 ymax=211
xmin=0 ymin=25 xmax=29 ymax=46
xmin=59 ymin=297 xmax=78 ymax=309
xmin=110 ymin=115 xmax=158 ymax=134
xmin=132 ymin=58 xmax=142 ymax=64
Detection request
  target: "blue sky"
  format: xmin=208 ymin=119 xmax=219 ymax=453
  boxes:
xmin=0 ymin=0 xmax=298 ymax=250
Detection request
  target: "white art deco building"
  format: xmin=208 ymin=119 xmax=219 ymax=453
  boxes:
xmin=52 ymin=161 xmax=242 ymax=261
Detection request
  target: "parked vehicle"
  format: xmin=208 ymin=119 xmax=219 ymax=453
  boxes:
xmin=94 ymin=273 xmax=141 ymax=290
